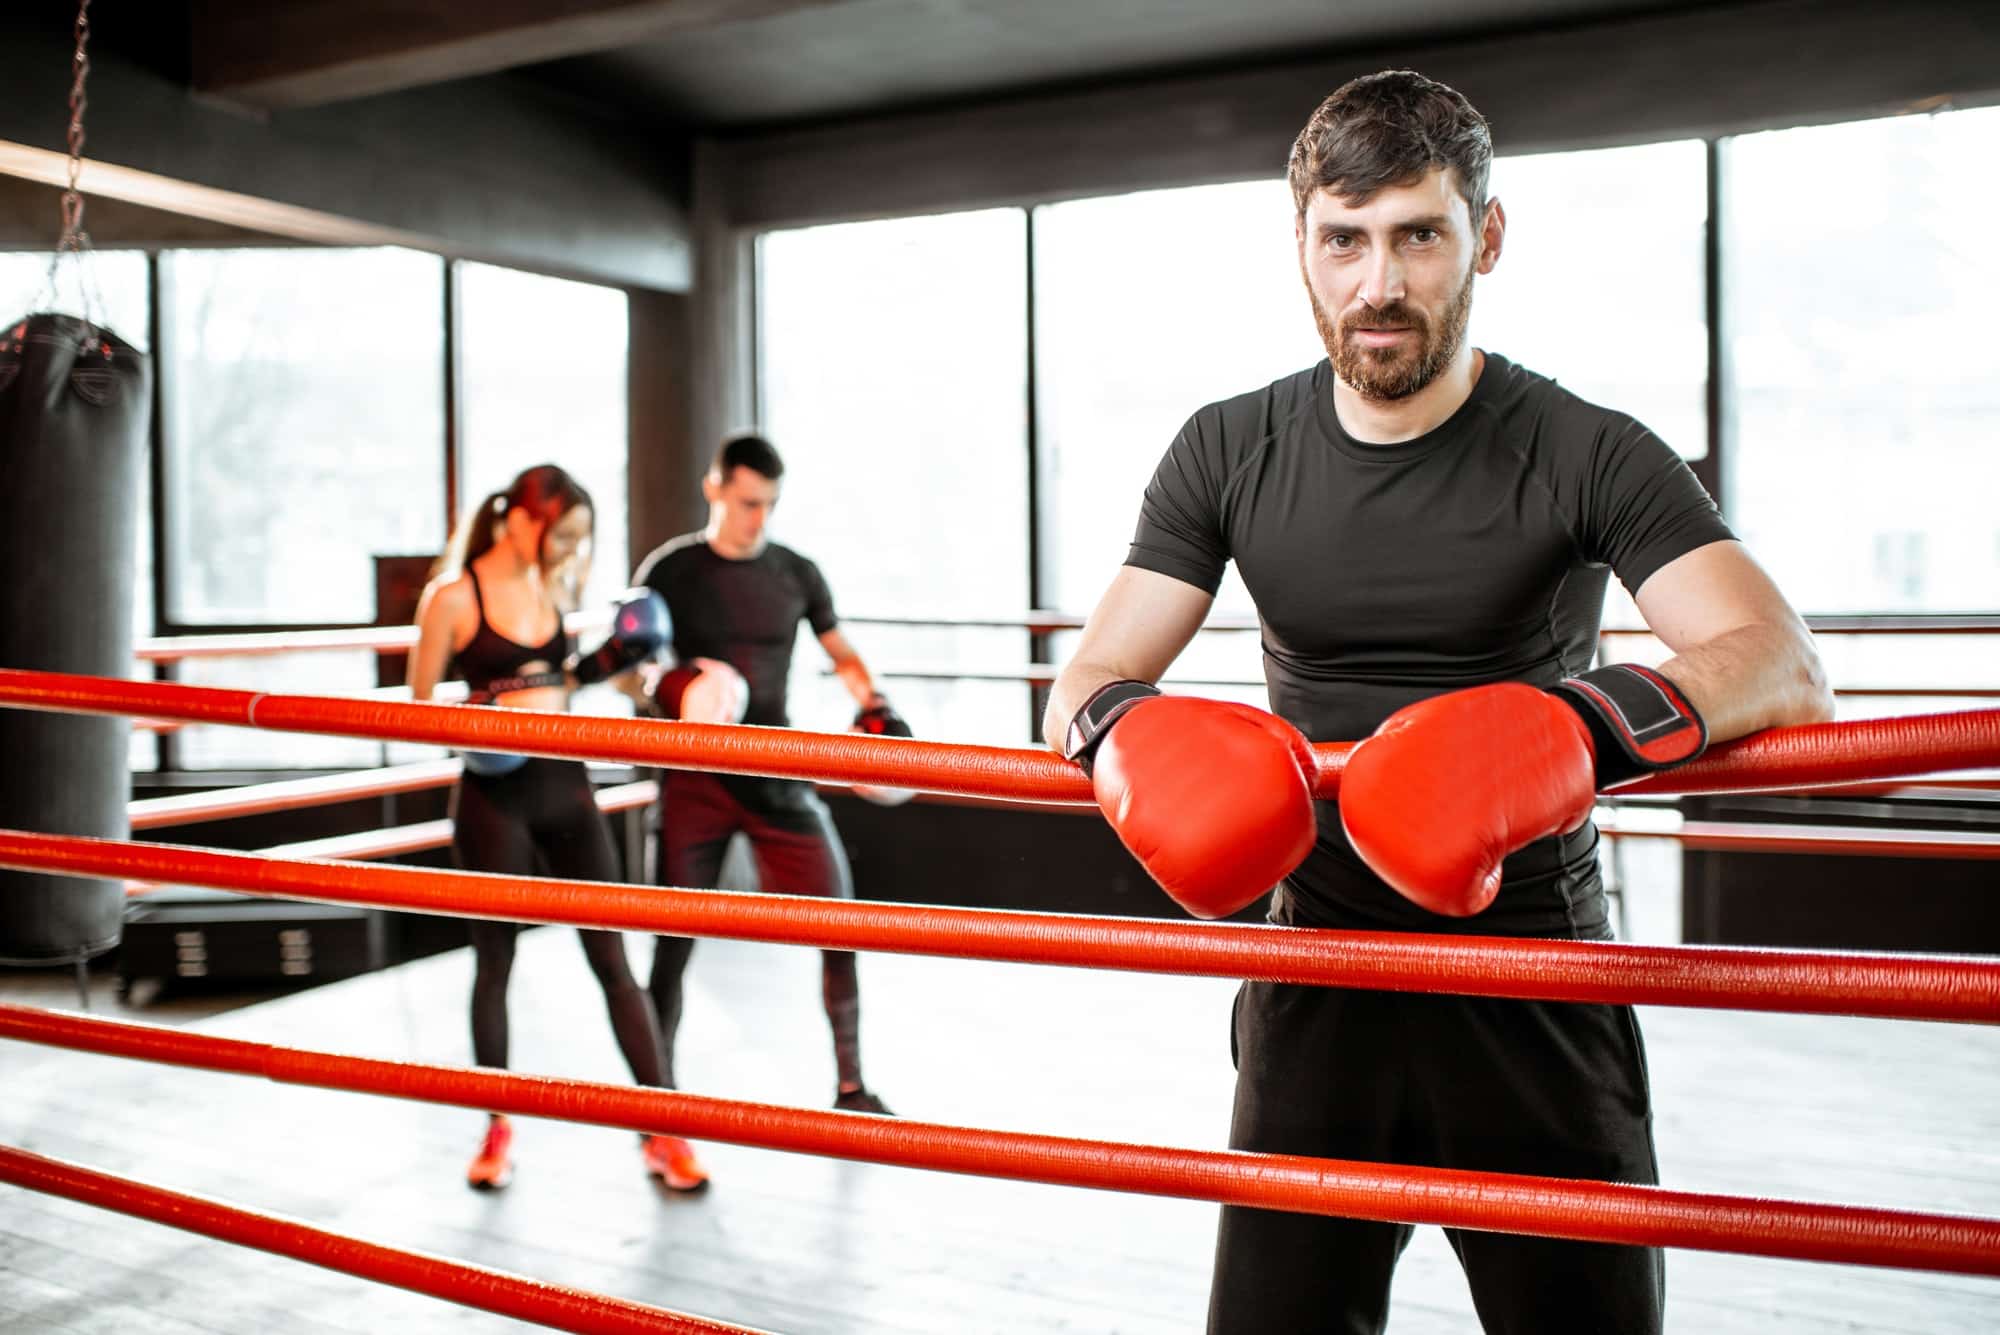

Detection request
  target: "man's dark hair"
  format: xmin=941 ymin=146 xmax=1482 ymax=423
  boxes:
xmin=1288 ymin=70 xmax=1493 ymax=227
xmin=712 ymin=432 xmax=785 ymax=482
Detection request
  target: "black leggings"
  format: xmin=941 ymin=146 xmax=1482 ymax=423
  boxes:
xmin=451 ymin=758 xmax=663 ymax=1087
xmin=650 ymin=772 xmax=863 ymax=1090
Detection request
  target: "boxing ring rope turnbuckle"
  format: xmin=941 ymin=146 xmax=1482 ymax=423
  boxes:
xmin=4 ymin=668 xmax=1999 ymax=804
xmin=0 ymin=1141 xmax=768 ymax=1334
xmin=1 ymin=1004 xmax=1996 ymax=1277
xmin=3 ymin=830 xmax=1997 ymax=1023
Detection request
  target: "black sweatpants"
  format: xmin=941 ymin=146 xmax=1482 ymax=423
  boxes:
xmin=1208 ymin=975 xmax=1663 ymax=1335
xmin=648 ymin=771 xmax=864 ymax=1090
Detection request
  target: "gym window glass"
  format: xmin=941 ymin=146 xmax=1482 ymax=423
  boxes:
xmin=160 ymin=247 xmax=447 ymax=626
xmin=1480 ymin=139 xmax=1709 ymax=634
xmin=1 ymin=249 xmax=157 ymax=770
xmin=1722 ymin=105 xmax=2000 ymax=717
xmin=1033 ymin=180 xmax=1311 ymax=705
xmin=1723 ymin=107 xmax=2000 ymax=618
xmin=457 ymin=261 xmax=631 ymax=615
xmin=159 ymin=247 xmax=446 ymax=768
xmin=1474 ymin=139 xmax=1708 ymax=465
xmin=757 ymin=209 xmax=1032 ymax=745
xmin=1031 ymin=143 xmax=1705 ymax=679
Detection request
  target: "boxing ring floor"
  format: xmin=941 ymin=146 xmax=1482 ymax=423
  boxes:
xmin=0 ymin=923 xmax=1996 ymax=1334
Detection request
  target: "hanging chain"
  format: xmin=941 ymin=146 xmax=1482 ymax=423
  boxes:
xmin=56 ymin=0 xmax=94 ymax=254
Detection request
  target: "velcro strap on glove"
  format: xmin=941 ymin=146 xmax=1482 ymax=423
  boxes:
xmin=1550 ymin=663 xmax=1706 ymax=789
xmin=1062 ymin=679 xmax=1162 ymax=777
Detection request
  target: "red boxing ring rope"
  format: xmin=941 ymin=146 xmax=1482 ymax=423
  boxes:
xmin=0 ymin=1142 xmax=767 ymax=1334
xmin=2 ymin=1004 xmax=1995 ymax=1277
xmin=3 ymin=830 xmax=1995 ymax=1023
xmin=3 ymin=668 xmax=1999 ymax=803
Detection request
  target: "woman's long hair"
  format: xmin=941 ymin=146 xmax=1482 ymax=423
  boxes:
xmin=436 ymin=463 xmax=595 ymax=587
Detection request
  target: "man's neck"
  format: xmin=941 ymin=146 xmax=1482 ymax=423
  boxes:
xmin=704 ymin=524 xmax=766 ymax=561
xmin=1332 ymin=347 xmax=1485 ymax=445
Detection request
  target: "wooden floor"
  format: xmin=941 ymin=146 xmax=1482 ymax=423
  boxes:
xmin=1 ymin=916 xmax=1997 ymax=1333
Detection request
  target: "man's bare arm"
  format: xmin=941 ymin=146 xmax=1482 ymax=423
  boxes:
xmin=1632 ymin=540 xmax=1834 ymax=743
xmin=1043 ymin=566 xmax=1216 ymax=753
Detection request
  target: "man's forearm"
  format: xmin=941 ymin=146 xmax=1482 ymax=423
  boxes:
xmin=833 ymin=657 xmax=878 ymax=707
xmin=1656 ymin=621 xmax=1834 ymax=743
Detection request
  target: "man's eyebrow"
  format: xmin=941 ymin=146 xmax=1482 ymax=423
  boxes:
xmin=1316 ymin=213 xmax=1455 ymax=235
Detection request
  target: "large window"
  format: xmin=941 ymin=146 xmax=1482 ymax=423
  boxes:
xmin=1032 ymin=144 xmax=1706 ymax=672
xmin=1723 ymin=106 xmax=2000 ymax=616
xmin=758 ymin=210 xmax=1031 ymax=744
xmin=160 ymin=248 xmax=447 ymax=626
xmin=8 ymin=242 xmax=640 ymax=771
xmin=1034 ymin=180 xmax=1316 ymax=700
xmin=1474 ymin=140 xmax=1709 ymax=462
xmin=458 ymin=261 xmax=630 ymax=611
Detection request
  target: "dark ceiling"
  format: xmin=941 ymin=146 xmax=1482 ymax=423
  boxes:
xmin=68 ymin=0 xmax=1731 ymax=134
xmin=515 ymin=0 xmax=1721 ymax=131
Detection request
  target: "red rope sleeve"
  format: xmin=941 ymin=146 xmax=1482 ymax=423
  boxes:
xmin=2 ymin=831 xmax=1995 ymax=1023
xmin=0 ymin=1140 xmax=766 ymax=1333
xmin=2 ymin=1005 xmax=1994 ymax=1277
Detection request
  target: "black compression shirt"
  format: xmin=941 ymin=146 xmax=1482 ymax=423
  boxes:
xmin=632 ymin=534 xmax=838 ymax=728
xmin=1128 ymin=353 xmax=1734 ymax=932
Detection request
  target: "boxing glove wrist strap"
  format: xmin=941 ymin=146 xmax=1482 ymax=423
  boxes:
xmin=1549 ymin=663 xmax=1706 ymax=789
xmin=1063 ymin=679 xmax=1161 ymax=775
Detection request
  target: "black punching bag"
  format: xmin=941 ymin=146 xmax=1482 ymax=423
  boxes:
xmin=0 ymin=313 xmax=150 ymax=964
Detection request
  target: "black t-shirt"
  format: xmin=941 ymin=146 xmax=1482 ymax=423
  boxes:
xmin=1128 ymin=353 xmax=1734 ymax=934
xmin=633 ymin=534 xmax=839 ymax=729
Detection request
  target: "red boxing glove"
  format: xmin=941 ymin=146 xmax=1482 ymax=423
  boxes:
xmin=1340 ymin=665 xmax=1704 ymax=917
xmin=652 ymin=658 xmax=748 ymax=725
xmin=1082 ymin=692 xmax=1318 ymax=919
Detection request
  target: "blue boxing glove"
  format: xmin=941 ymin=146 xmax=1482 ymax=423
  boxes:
xmin=568 ymin=589 xmax=670 ymax=686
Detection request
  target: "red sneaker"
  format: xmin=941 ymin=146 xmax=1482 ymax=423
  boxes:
xmin=466 ymin=1115 xmax=513 ymax=1191
xmin=642 ymin=1135 xmax=710 ymax=1192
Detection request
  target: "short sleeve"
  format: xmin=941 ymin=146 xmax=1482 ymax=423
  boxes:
xmin=1586 ymin=419 xmax=1736 ymax=595
xmin=799 ymin=555 xmax=838 ymax=635
xmin=1125 ymin=409 xmax=1232 ymax=595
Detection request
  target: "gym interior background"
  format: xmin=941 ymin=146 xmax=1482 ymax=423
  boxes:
xmin=1 ymin=0 xmax=1996 ymax=975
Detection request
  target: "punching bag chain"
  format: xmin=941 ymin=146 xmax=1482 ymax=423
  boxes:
xmin=44 ymin=0 xmax=101 ymax=331
xmin=58 ymin=0 xmax=93 ymax=255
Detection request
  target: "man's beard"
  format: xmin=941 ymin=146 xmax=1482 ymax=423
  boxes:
xmin=1309 ymin=260 xmax=1477 ymax=402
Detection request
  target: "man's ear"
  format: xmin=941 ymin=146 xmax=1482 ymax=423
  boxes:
xmin=1477 ymin=197 xmax=1506 ymax=275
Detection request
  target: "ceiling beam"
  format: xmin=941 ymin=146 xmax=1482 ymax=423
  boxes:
xmin=191 ymin=0 xmax=849 ymax=110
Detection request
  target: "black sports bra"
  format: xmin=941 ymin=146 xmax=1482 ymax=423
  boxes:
xmin=451 ymin=569 xmax=571 ymax=702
